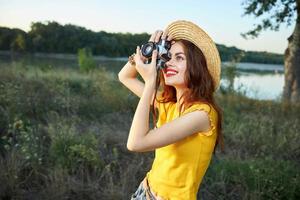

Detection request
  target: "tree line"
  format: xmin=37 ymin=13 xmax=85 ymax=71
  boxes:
xmin=0 ymin=21 xmax=283 ymax=64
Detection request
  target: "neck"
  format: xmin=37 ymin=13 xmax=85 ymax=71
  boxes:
xmin=175 ymin=86 xmax=187 ymax=105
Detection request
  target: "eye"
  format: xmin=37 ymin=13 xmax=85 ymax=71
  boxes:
xmin=176 ymin=56 xmax=184 ymax=61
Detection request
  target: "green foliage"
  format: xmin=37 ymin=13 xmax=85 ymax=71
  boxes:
xmin=217 ymin=44 xmax=284 ymax=64
xmin=3 ymin=21 xmax=147 ymax=56
xmin=0 ymin=150 xmax=27 ymax=198
xmin=48 ymin=120 xmax=103 ymax=172
xmin=242 ymin=50 xmax=284 ymax=64
xmin=222 ymin=64 xmax=238 ymax=93
xmin=0 ymin=61 xmax=299 ymax=199
xmin=201 ymin=157 xmax=300 ymax=199
xmin=0 ymin=136 xmax=8 ymax=157
xmin=0 ymin=27 xmax=28 ymax=51
xmin=0 ymin=106 xmax=9 ymax=156
xmin=0 ymin=70 xmax=74 ymax=121
xmin=217 ymin=93 xmax=300 ymax=161
xmin=0 ymin=21 xmax=285 ymax=64
xmin=0 ymin=65 xmax=131 ymax=122
xmin=1 ymin=118 xmax=50 ymax=167
xmin=242 ymin=0 xmax=298 ymax=38
xmin=10 ymin=33 xmax=26 ymax=52
xmin=78 ymin=48 xmax=96 ymax=73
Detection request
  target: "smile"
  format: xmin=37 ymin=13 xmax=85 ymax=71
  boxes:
xmin=164 ymin=68 xmax=178 ymax=77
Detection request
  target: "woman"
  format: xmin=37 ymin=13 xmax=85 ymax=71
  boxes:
xmin=118 ymin=20 xmax=224 ymax=200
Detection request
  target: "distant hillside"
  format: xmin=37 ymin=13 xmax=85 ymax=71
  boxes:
xmin=0 ymin=21 xmax=283 ymax=64
xmin=217 ymin=44 xmax=284 ymax=65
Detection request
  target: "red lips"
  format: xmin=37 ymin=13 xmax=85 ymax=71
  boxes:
xmin=164 ymin=68 xmax=178 ymax=77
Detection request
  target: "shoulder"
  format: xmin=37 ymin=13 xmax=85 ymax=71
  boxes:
xmin=183 ymin=102 xmax=215 ymax=115
xmin=182 ymin=102 xmax=218 ymax=136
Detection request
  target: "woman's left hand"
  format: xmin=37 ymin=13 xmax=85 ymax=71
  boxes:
xmin=133 ymin=46 xmax=158 ymax=87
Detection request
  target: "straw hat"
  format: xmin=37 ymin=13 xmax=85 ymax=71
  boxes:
xmin=165 ymin=20 xmax=221 ymax=91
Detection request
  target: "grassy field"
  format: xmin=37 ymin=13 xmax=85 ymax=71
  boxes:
xmin=0 ymin=63 xmax=299 ymax=200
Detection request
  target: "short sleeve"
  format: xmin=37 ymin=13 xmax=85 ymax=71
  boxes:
xmin=182 ymin=103 xmax=217 ymax=137
xmin=154 ymin=95 xmax=170 ymax=127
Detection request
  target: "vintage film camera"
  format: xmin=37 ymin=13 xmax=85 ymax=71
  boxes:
xmin=140 ymin=39 xmax=171 ymax=69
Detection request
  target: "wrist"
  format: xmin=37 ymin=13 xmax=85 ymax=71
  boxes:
xmin=145 ymin=81 xmax=156 ymax=90
xmin=143 ymin=83 xmax=155 ymax=101
xmin=128 ymin=53 xmax=136 ymax=65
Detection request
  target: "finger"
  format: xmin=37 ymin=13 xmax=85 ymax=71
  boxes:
xmin=137 ymin=45 xmax=149 ymax=63
xmin=141 ymin=55 xmax=147 ymax=63
xmin=154 ymin=30 xmax=163 ymax=43
xmin=149 ymin=30 xmax=158 ymax=42
xmin=134 ymin=46 xmax=142 ymax=64
xmin=167 ymin=34 xmax=173 ymax=41
xmin=136 ymin=46 xmax=141 ymax=56
xmin=151 ymin=50 xmax=158 ymax=64
xmin=161 ymin=30 xmax=168 ymax=40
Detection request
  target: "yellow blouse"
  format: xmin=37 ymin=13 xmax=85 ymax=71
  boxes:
xmin=146 ymin=100 xmax=218 ymax=200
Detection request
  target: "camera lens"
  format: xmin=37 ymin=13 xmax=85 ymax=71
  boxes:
xmin=145 ymin=46 xmax=152 ymax=54
xmin=141 ymin=42 xmax=156 ymax=58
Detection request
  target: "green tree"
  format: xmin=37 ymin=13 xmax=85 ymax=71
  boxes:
xmin=242 ymin=0 xmax=300 ymax=103
xmin=78 ymin=48 xmax=96 ymax=73
xmin=10 ymin=33 xmax=26 ymax=52
xmin=0 ymin=21 xmax=286 ymax=64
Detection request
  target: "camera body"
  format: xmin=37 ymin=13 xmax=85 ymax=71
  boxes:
xmin=141 ymin=39 xmax=171 ymax=69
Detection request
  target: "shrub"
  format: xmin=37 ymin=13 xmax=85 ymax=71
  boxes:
xmin=199 ymin=157 xmax=300 ymax=200
xmin=78 ymin=48 xmax=96 ymax=73
xmin=48 ymin=119 xmax=104 ymax=173
xmin=3 ymin=118 xmax=49 ymax=167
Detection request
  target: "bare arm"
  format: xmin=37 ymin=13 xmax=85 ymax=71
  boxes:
xmin=118 ymin=29 xmax=170 ymax=102
xmin=118 ymin=61 xmax=145 ymax=98
xmin=127 ymin=82 xmax=211 ymax=152
xmin=125 ymin=29 xmax=201 ymax=152
xmin=126 ymin=42 xmax=211 ymax=152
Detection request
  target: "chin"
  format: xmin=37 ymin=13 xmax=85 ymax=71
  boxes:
xmin=164 ymin=81 xmax=182 ymax=88
xmin=163 ymin=76 xmax=185 ymax=87
xmin=164 ymin=80 xmax=174 ymax=86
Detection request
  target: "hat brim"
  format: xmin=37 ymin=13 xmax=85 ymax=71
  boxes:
xmin=165 ymin=20 xmax=221 ymax=91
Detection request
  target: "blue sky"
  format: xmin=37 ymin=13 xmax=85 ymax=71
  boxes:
xmin=0 ymin=0 xmax=296 ymax=54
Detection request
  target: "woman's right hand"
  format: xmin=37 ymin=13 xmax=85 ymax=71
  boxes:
xmin=138 ymin=30 xmax=163 ymax=63
xmin=118 ymin=29 xmax=173 ymax=100
xmin=139 ymin=30 xmax=173 ymax=63
xmin=149 ymin=29 xmax=173 ymax=43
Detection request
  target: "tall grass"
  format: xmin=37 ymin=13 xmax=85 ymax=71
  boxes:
xmin=0 ymin=63 xmax=299 ymax=199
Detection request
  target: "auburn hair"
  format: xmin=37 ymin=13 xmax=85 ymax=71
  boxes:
xmin=151 ymin=39 xmax=224 ymax=153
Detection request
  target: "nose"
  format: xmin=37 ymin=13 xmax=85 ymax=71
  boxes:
xmin=165 ymin=57 xmax=174 ymax=68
